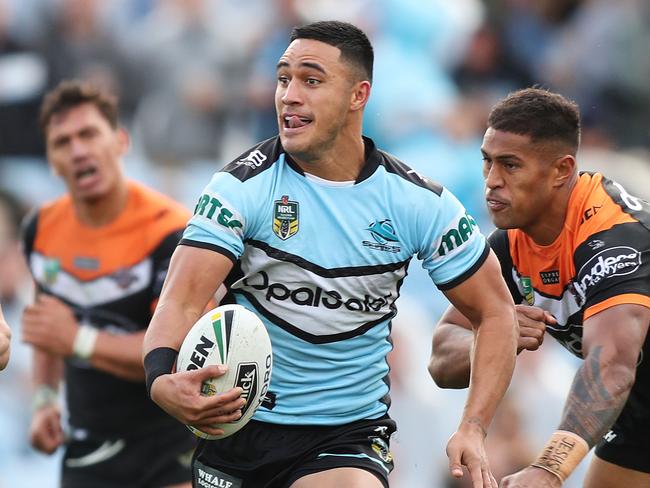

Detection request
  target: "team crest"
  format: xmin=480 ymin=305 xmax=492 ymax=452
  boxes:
xmin=520 ymin=276 xmax=534 ymax=305
xmin=44 ymin=258 xmax=60 ymax=286
xmin=273 ymin=195 xmax=299 ymax=240
xmin=370 ymin=436 xmax=393 ymax=463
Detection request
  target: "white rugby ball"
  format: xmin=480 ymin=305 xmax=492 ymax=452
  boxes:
xmin=176 ymin=304 xmax=272 ymax=440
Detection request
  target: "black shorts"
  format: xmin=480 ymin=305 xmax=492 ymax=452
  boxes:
xmin=191 ymin=416 xmax=397 ymax=488
xmin=62 ymin=426 xmax=197 ymax=487
xmin=594 ymin=422 xmax=650 ymax=473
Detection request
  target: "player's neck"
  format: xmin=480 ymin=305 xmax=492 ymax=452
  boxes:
xmin=292 ymin=133 xmax=365 ymax=182
xmin=73 ymin=180 xmax=129 ymax=227
xmin=524 ymin=175 xmax=578 ymax=246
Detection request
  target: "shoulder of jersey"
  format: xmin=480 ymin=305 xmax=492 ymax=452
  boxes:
xmin=129 ymin=180 xmax=191 ymax=223
xmin=220 ymin=137 xmax=283 ymax=182
xmin=376 ymin=149 xmax=443 ymax=196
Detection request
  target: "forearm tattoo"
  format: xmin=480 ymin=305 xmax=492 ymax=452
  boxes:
xmin=558 ymin=346 xmax=631 ymax=446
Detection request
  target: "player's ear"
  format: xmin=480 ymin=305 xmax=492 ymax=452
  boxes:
xmin=350 ymin=80 xmax=371 ymax=112
xmin=117 ymin=126 xmax=130 ymax=155
xmin=553 ymin=154 xmax=576 ymax=188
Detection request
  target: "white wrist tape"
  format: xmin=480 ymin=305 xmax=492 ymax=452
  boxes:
xmin=73 ymin=325 xmax=98 ymax=360
xmin=32 ymin=385 xmax=58 ymax=412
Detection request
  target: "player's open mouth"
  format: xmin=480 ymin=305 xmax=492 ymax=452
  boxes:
xmin=75 ymin=167 xmax=98 ymax=185
xmin=486 ymin=197 xmax=508 ymax=211
xmin=283 ymin=115 xmax=312 ymax=130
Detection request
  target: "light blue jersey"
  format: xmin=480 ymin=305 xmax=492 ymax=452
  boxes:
xmin=181 ymin=136 xmax=488 ymax=425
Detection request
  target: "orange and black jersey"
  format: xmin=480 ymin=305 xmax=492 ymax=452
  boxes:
xmin=490 ymin=172 xmax=650 ymax=357
xmin=22 ymin=181 xmax=191 ymax=437
xmin=490 ymin=172 xmax=650 ymax=435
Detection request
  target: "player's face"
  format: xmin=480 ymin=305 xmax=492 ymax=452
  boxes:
xmin=481 ymin=128 xmax=559 ymax=232
xmin=275 ymin=39 xmax=361 ymax=161
xmin=45 ymin=103 xmax=127 ymax=203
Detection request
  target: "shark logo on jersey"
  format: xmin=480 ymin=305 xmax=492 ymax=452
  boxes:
xmin=363 ymin=219 xmax=401 ymax=253
xmin=273 ymin=195 xmax=299 ymax=240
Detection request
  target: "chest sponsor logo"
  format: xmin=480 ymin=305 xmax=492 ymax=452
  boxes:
xmin=437 ymin=211 xmax=477 ymax=256
xmin=574 ymin=246 xmax=641 ymax=299
xmin=539 ymin=270 xmax=560 ymax=285
xmin=273 ymin=195 xmax=299 ymax=240
xmin=194 ymin=194 xmax=243 ymax=230
xmin=519 ymin=276 xmax=534 ymax=305
xmin=243 ymin=270 xmax=393 ymax=312
xmin=73 ymin=256 xmax=99 ymax=270
xmin=236 ymin=149 xmax=267 ymax=169
xmin=363 ymin=219 xmax=401 ymax=253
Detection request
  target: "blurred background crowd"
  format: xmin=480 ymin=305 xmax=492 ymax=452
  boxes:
xmin=0 ymin=0 xmax=648 ymax=486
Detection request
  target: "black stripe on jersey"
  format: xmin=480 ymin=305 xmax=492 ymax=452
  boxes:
xmin=248 ymin=239 xmax=411 ymax=278
xmin=436 ymin=241 xmax=490 ymax=291
xmin=235 ymin=289 xmax=399 ymax=344
xmin=488 ymin=229 xmax=523 ymax=302
xmin=377 ymin=149 xmax=443 ymax=196
xmin=179 ymin=238 xmax=238 ymax=264
xmin=600 ymin=173 xmax=650 ymax=231
xmin=20 ymin=208 xmax=38 ymax=259
xmin=220 ymin=137 xmax=283 ymax=182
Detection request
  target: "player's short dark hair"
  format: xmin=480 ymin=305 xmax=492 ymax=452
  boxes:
xmin=290 ymin=20 xmax=374 ymax=83
xmin=488 ymin=88 xmax=581 ymax=154
xmin=39 ymin=79 xmax=119 ymax=136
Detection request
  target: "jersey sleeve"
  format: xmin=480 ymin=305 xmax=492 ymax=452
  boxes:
xmin=150 ymin=229 xmax=184 ymax=299
xmin=488 ymin=229 xmax=523 ymax=303
xmin=419 ymin=188 xmax=490 ymax=290
xmin=573 ymin=221 xmax=650 ymax=320
xmin=179 ymin=171 xmax=248 ymax=263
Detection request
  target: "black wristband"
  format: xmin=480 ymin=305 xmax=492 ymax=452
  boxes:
xmin=144 ymin=347 xmax=178 ymax=398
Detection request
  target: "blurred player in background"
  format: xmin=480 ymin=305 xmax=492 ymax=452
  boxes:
xmin=21 ymin=80 xmax=195 ymax=488
xmin=429 ymin=88 xmax=650 ymax=487
xmin=144 ymin=20 xmax=518 ymax=488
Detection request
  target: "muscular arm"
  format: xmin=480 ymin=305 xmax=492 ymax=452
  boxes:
xmin=33 ymin=348 xmax=64 ymax=389
xmin=90 ymin=330 xmax=147 ymax=381
xmin=143 ymin=245 xmax=234 ymax=355
xmin=558 ymin=303 xmax=649 ymax=446
xmin=430 ymin=304 xmax=553 ymax=389
xmin=428 ymin=306 xmax=473 ymax=389
xmin=143 ymin=245 xmax=244 ymax=434
xmin=442 ymin=250 xmax=518 ymax=435
xmin=23 ymin=294 xmax=151 ymax=382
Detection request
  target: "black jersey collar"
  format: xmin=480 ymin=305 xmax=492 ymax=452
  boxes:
xmin=283 ymin=136 xmax=381 ymax=184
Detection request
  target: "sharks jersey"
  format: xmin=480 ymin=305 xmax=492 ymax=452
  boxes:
xmin=181 ymin=136 xmax=489 ymax=425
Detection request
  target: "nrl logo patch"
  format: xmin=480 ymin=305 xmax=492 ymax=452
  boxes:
xmin=273 ymin=195 xmax=299 ymax=240
xmin=520 ymin=276 xmax=534 ymax=305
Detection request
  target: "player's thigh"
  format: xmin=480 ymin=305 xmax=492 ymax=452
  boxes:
xmin=289 ymin=467 xmax=383 ymax=488
xmin=584 ymin=455 xmax=650 ymax=488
